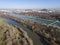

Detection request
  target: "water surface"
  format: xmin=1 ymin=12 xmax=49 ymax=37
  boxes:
xmin=7 ymin=14 xmax=60 ymax=27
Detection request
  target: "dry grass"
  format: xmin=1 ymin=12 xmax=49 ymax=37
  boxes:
xmin=0 ymin=18 xmax=33 ymax=45
xmin=0 ymin=18 xmax=19 ymax=45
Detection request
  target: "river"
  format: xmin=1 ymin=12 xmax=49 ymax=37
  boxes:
xmin=3 ymin=13 xmax=60 ymax=45
xmin=7 ymin=14 xmax=60 ymax=27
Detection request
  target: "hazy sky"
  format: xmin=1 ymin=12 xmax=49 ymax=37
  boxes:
xmin=0 ymin=0 xmax=60 ymax=9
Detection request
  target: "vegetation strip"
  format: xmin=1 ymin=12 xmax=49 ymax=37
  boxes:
xmin=0 ymin=18 xmax=33 ymax=45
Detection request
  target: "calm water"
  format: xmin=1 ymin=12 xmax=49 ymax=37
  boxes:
xmin=7 ymin=14 xmax=60 ymax=27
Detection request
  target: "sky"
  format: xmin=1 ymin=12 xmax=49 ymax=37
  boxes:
xmin=0 ymin=0 xmax=60 ymax=9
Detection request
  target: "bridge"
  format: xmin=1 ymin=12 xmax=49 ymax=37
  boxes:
xmin=47 ymin=20 xmax=59 ymax=27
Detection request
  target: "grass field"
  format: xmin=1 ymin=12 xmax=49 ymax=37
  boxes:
xmin=0 ymin=18 xmax=20 ymax=45
xmin=0 ymin=18 xmax=33 ymax=45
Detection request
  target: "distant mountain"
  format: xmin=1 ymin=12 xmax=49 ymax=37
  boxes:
xmin=40 ymin=9 xmax=48 ymax=11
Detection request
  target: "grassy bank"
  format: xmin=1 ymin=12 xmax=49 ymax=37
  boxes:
xmin=0 ymin=18 xmax=19 ymax=45
xmin=0 ymin=18 xmax=33 ymax=45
